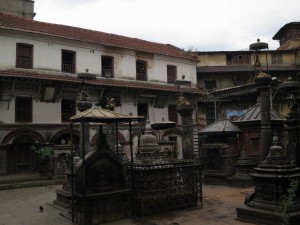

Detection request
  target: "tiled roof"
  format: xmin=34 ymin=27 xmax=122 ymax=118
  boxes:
xmin=199 ymin=119 xmax=241 ymax=134
xmin=232 ymin=103 xmax=286 ymax=123
xmin=0 ymin=69 xmax=204 ymax=95
xmin=0 ymin=13 xmax=197 ymax=61
xmin=209 ymin=83 xmax=256 ymax=95
xmin=69 ymin=108 xmax=142 ymax=123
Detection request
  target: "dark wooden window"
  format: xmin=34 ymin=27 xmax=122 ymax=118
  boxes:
xmin=167 ymin=65 xmax=177 ymax=84
xmin=137 ymin=103 xmax=148 ymax=121
xmin=168 ymin=105 xmax=178 ymax=122
xmin=226 ymin=54 xmax=251 ymax=65
xmin=205 ymin=80 xmax=216 ymax=93
xmin=205 ymin=103 xmax=216 ymax=125
xmin=62 ymin=50 xmax=76 ymax=73
xmin=61 ymin=99 xmax=76 ymax=122
xmin=16 ymin=43 xmax=33 ymax=69
xmin=271 ymin=53 xmax=282 ymax=64
xmin=15 ymin=97 xmax=32 ymax=123
xmin=101 ymin=56 xmax=114 ymax=78
xmin=136 ymin=61 xmax=147 ymax=81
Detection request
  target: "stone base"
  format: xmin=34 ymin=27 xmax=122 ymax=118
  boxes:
xmin=53 ymin=189 xmax=72 ymax=209
xmin=236 ymin=206 xmax=300 ymax=225
xmin=203 ymin=171 xmax=232 ymax=185
xmin=75 ymin=189 xmax=132 ymax=225
xmin=227 ymin=175 xmax=254 ymax=187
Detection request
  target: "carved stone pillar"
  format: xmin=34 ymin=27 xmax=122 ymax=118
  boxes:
xmin=177 ymin=101 xmax=194 ymax=159
xmin=255 ymin=72 xmax=272 ymax=159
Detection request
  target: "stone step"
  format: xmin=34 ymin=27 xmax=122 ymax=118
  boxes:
xmin=0 ymin=179 xmax=63 ymax=190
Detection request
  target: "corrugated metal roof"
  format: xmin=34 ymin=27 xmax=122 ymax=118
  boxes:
xmin=199 ymin=119 xmax=241 ymax=134
xmin=232 ymin=103 xmax=286 ymax=123
xmin=70 ymin=107 xmax=142 ymax=123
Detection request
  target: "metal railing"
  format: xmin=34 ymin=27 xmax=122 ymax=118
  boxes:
xmin=62 ymin=63 xmax=75 ymax=73
xmin=16 ymin=57 xmax=32 ymax=69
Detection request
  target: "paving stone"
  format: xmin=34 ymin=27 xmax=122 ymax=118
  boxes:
xmin=0 ymin=184 xmax=254 ymax=225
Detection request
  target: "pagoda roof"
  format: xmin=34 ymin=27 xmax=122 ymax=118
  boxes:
xmin=232 ymin=103 xmax=286 ymax=124
xmin=70 ymin=107 xmax=142 ymax=123
xmin=199 ymin=119 xmax=241 ymax=134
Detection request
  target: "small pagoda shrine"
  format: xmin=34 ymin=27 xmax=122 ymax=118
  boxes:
xmin=233 ymin=101 xmax=286 ymax=163
xmin=199 ymin=119 xmax=241 ymax=184
xmin=236 ymin=134 xmax=300 ymax=225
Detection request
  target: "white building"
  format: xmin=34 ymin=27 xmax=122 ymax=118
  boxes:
xmin=0 ymin=11 xmax=202 ymax=175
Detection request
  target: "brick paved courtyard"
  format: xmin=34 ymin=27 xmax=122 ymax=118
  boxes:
xmin=0 ymin=184 xmax=254 ymax=225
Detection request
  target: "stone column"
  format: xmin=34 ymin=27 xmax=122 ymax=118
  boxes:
xmin=255 ymin=72 xmax=272 ymax=159
xmin=177 ymin=98 xmax=194 ymax=159
xmin=77 ymin=101 xmax=92 ymax=157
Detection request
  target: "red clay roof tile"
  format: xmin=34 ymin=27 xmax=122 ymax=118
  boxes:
xmin=0 ymin=69 xmax=204 ymax=95
xmin=0 ymin=13 xmax=197 ymax=61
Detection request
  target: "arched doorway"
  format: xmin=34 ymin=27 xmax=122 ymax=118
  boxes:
xmin=2 ymin=129 xmax=45 ymax=174
xmin=8 ymin=134 xmax=39 ymax=173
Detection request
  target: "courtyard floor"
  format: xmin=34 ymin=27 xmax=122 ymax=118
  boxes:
xmin=0 ymin=184 xmax=255 ymax=225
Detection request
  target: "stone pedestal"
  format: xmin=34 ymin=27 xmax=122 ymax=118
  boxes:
xmin=255 ymin=72 xmax=272 ymax=159
xmin=285 ymin=109 xmax=300 ymax=167
xmin=236 ymin=137 xmax=300 ymax=225
xmin=228 ymin=150 xmax=256 ymax=187
xmin=53 ymin=156 xmax=80 ymax=209
xmin=177 ymin=104 xmax=194 ymax=159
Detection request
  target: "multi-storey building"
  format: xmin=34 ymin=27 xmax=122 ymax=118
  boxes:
xmin=0 ymin=7 xmax=202 ymax=176
xmin=196 ymin=22 xmax=300 ymax=126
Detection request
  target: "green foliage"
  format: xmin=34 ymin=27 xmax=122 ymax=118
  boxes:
xmin=35 ymin=146 xmax=53 ymax=162
xmin=278 ymin=179 xmax=299 ymax=225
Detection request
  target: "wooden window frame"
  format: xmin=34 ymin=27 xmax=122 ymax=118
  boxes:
xmin=167 ymin=65 xmax=177 ymax=84
xmin=101 ymin=56 xmax=114 ymax=78
xmin=168 ymin=105 xmax=178 ymax=123
xmin=61 ymin=99 xmax=76 ymax=123
xmin=15 ymin=97 xmax=32 ymax=123
xmin=61 ymin=50 xmax=76 ymax=73
xmin=16 ymin=43 xmax=33 ymax=69
xmin=137 ymin=103 xmax=148 ymax=121
xmin=136 ymin=60 xmax=147 ymax=81
xmin=205 ymin=80 xmax=217 ymax=93
xmin=271 ymin=53 xmax=283 ymax=64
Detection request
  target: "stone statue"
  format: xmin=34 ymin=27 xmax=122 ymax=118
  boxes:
xmin=177 ymin=95 xmax=191 ymax=106
xmin=106 ymin=97 xmax=116 ymax=111
xmin=77 ymin=86 xmax=90 ymax=101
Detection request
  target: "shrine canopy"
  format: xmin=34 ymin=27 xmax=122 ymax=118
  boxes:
xmin=69 ymin=107 xmax=143 ymax=123
xmin=199 ymin=119 xmax=241 ymax=135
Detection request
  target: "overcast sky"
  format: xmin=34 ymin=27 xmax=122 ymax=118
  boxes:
xmin=35 ymin=0 xmax=300 ymax=51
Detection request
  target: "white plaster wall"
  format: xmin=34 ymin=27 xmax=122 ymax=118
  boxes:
xmin=115 ymin=53 xmax=136 ymax=79
xmin=0 ymin=32 xmax=197 ymax=85
xmin=151 ymin=57 xmax=197 ymax=85
xmin=117 ymin=102 xmax=136 ymax=116
xmin=32 ymin=101 xmax=61 ymax=123
xmin=0 ymin=35 xmax=18 ymax=68
xmin=149 ymin=107 xmax=168 ymax=123
xmin=0 ymin=98 xmax=15 ymax=123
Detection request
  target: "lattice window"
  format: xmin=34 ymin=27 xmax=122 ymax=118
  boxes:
xmin=62 ymin=50 xmax=76 ymax=73
xmin=15 ymin=97 xmax=32 ymax=123
xmin=136 ymin=61 xmax=147 ymax=81
xmin=16 ymin=43 xmax=33 ymax=69
xmin=167 ymin=65 xmax=177 ymax=84
xmin=168 ymin=105 xmax=178 ymax=123
xmin=61 ymin=99 xmax=76 ymax=123
xmin=101 ymin=56 xmax=114 ymax=78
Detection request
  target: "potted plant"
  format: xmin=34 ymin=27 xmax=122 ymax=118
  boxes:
xmin=35 ymin=146 xmax=53 ymax=174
